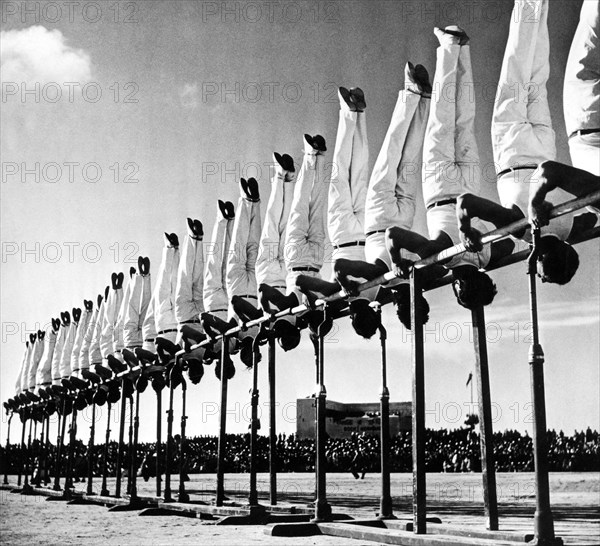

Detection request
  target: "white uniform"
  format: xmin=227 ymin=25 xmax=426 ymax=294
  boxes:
xmin=328 ymin=105 xmax=368 ymax=264
xmin=175 ymin=232 xmax=205 ymax=343
xmin=365 ymin=89 xmax=430 ymax=269
xmin=59 ymin=321 xmax=77 ymax=379
xmin=36 ymin=326 xmax=56 ymax=391
xmin=227 ymin=194 xmax=262 ymax=309
xmin=26 ymin=334 xmax=45 ymax=391
xmin=79 ymin=306 xmax=99 ymax=374
xmin=493 ymin=0 xmax=576 ymax=239
xmin=71 ymin=309 xmax=91 ymax=376
xmin=154 ymin=245 xmax=180 ymax=342
xmin=125 ymin=273 xmax=152 ymax=349
xmin=114 ymin=275 xmax=133 ymax=353
xmin=204 ymin=209 xmax=234 ymax=321
xmin=100 ymin=285 xmax=124 ymax=360
xmin=15 ymin=343 xmax=30 ymax=395
xmin=565 ymin=0 xmax=600 ymax=177
xmin=256 ymin=165 xmax=295 ymax=289
xmin=424 ymin=40 xmax=490 ymax=269
xmin=89 ymin=299 xmax=106 ymax=368
xmin=51 ymin=325 xmax=66 ymax=386
xmin=284 ymin=139 xmax=329 ymax=296
xmin=141 ymin=277 xmax=157 ymax=352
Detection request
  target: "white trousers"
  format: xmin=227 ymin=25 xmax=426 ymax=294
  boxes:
xmin=51 ymin=326 xmax=66 ymax=385
xmin=70 ymin=309 xmax=91 ymax=376
xmin=204 ymin=209 xmax=234 ymax=321
xmin=284 ymin=140 xmax=329 ymax=294
xmin=15 ymin=344 xmax=29 ymax=394
xmin=175 ymin=234 xmax=205 ymax=336
xmin=113 ymin=277 xmax=133 ymax=353
xmin=36 ymin=326 xmax=57 ymax=390
xmin=328 ymin=109 xmax=368 ymax=250
xmin=58 ymin=322 xmax=78 ymax=379
xmin=154 ymin=245 xmax=180 ymax=342
xmin=26 ymin=336 xmax=44 ymax=391
xmin=365 ymin=90 xmax=430 ymax=236
xmin=423 ymin=44 xmax=480 ymax=207
xmin=256 ymin=166 xmax=295 ymax=288
xmin=141 ymin=276 xmax=157 ymax=351
xmin=564 ymin=0 xmax=600 ymax=137
xmin=100 ymin=286 xmax=123 ymax=359
xmin=492 ymin=0 xmax=556 ymax=175
xmin=125 ymin=273 xmax=152 ymax=348
xmin=89 ymin=299 xmax=105 ymax=366
xmin=227 ymin=195 xmax=262 ymax=317
xmin=79 ymin=307 xmax=98 ymax=372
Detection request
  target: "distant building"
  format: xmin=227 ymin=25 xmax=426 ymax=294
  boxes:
xmin=296 ymin=398 xmax=411 ymax=439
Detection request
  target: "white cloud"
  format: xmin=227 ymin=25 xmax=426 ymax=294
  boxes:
xmin=179 ymin=82 xmax=198 ymax=109
xmin=1 ymin=26 xmax=92 ymax=84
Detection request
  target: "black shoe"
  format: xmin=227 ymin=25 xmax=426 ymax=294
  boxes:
xmin=338 ymin=86 xmax=354 ymax=110
xmin=137 ymin=256 xmax=150 ymax=276
xmin=225 ymin=201 xmax=235 ymax=219
xmin=187 ymin=218 xmax=203 ymax=240
xmin=96 ymin=294 xmax=103 ymax=310
xmin=304 ymin=134 xmax=327 ymax=153
xmin=84 ymin=299 xmax=93 ymax=312
xmin=247 ymin=177 xmax=260 ymax=201
xmin=273 ymin=152 xmax=295 ymax=172
xmin=164 ymin=232 xmax=179 ymax=248
xmin=61 ymin=311 xmax=71 ymax=327
xmin=72 ymin=307 xmax=81 ymax=324
xmin=349 ymin=87 xmax=366 ymax=111
xmin=129 ymin=266 xmax=136 ymax=278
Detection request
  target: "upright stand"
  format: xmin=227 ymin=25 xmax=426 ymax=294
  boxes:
xmin=164 ymin=375 xmax=175 ymax=502
xmin=53 ymin=399 xmax=68 ymax=491
xmin=155 ymin=382 xmax=163 ymax=497
xmin=527 ymin=229 xmax=562 ymax=546
xmin=178 ymin=378 xmax=189 ymax=503
xmin=17 ymin=413 xmax=27 ymax=487
xmin=376 ymin=307 xmax=394 ymax=520
xmin=33 ymin=413 xmax=46 ymax=487
xmin=471 ymin=305 xmax=499 ymax=530
xmin=410 ymin=270 xmax=426 ymax=534
xmin=100 ymin=402 xmax=112 ymax=497
xmin=248 ymin=334 xmax=261 ymax=507
xmin=215 ymin=339 xmax=230 ymax=506
xmin=63 ymin=408 xmax=78 ymax=497
xmin=3 ymin=412 xmax=13 ymax=485
xmin=311 ymin=305 xmax=332 ymax=523
xmin=268 ymin=329 xmax=277 ymax=506
xmin=21 ymin=417 xmax=34 ymax=493
xmin=115 ymin=384 xmax=128 ymax=498
xmin=127 ymin=395 xmax=134 ymax=495
xmin=86 ymin=403 xmax=96 ymax=495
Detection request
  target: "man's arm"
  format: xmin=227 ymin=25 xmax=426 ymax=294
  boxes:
xmin=334 ymin=258 xmax=388 ymax=296
xmin=231 ymin=295 xmax=263 ymax=322
xmin=529 ymin=161 xmax=600 ymax=227
xmin=456 ymin=193 xmax=520 ymax=251
xmin=258 ymin=284 xmax=298 ymax=314
xmin=295 ymin=275 xmax=340 ymax=297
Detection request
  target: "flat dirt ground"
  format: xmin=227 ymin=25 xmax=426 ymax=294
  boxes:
xmin=1 ymin=472 xmax=598 ymax=545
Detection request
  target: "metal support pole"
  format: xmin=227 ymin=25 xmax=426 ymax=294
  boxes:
xmin=86 ymin=403 xmax=96 ymax=495
xmin=53 ymin=400 xmax=68 ymax=491
xmin=30 ymin=419 xmax=38 ymax=482
xmin=215 ymin=339 xmax=230 ymax=507
xmin=64 ymin=408 xmax=77 ymax=498
xmin=471 ymin=305 xmax=499 ymax=530
xmin=377 ymin=308 xmax=394 ymax=520
xmin=17 ymin=414 xmax=27 ymax=487
xmin=249 ymin=334 xmax=260 ymax=507
xmin=268 ymin=330 xmax=277 ymax=506
xmin=164 ymin=379 xmax=175 ymax=502
xmin=100 ymin=402 xmax=112 ymax=497
xmin=311 ymin=305 xmax=332 ymax=523
xmin=127 ymin=394 xmax=134 ymax=496
xmin=156 ymin=388 xmax=162 ymax=497
xmin=22 ymin=418 xmax=33 ymax=491
xmin=43 ymin=416 xmax=51 ymax=486
xmin=33 ymin=414 xmax=45 ymax=486
xmin=178 ymin=378 xmax=189 ymax=503
xmin=130 ymin=389 xmax=141 ymax=501
xmin=410 ymin=271 xmax=426 ymax=534
xmin=115 ymin=385 xmax=128 ymax=498
xmin=3 ymin=413 xmax=13 ymax=485
xmin=527 ymin=229 xmax=562 ymax=546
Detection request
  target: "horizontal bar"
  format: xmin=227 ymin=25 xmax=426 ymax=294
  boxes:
xmin=415 ymin=189 xmax=600 ymax=269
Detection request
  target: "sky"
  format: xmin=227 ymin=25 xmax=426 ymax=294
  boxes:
xmin=1 ymin=0 xmax=598 ymax=444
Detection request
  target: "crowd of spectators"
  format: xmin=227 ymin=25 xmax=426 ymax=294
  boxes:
xmin=1 ymin=428 xmax=597 ymax=478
